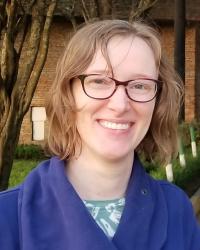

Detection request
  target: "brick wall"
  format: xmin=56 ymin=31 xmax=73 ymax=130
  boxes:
xmin=195 ymin=24 xmax=200 ymax=119
xmin=185 ymin=27 xmax=196 ymax=122
xmin=19 ymin=19 xmax=72 ymax=144
xmin=19 ymin=21 xmax=199 ymax=145
xmin=161 ymin=25 xmax=197 ymax=122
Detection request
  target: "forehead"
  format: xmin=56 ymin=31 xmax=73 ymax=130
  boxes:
xmin=84 ymin=35 xmax=158 ymax=79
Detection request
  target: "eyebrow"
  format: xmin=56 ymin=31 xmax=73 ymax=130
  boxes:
xmin=85 ymin=71 xmax=156 ymax=79
xmin=129 ymin=73 xmax=156 ymax=79
xmin=85 ymin=69 xmax=110 ymax=75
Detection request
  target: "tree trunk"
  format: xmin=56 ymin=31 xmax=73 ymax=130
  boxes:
xmin=0 ymin=0 xmax=57 ymax=190
xmin=174 ymin=0 xmax=185 ymax=121
xmin=0 ymin=108 xmax=23 ymax=190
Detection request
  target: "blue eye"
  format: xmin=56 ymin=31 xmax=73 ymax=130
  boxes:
xmin=133 ymin=83 xmax=145 ymax=89
xmin=85 ymin=76 xmax=114 ymax=88
xmin=93 ymin=78 xmax=106 ymax=84
xmin=128 ymin=80 xmax=155 ymax=95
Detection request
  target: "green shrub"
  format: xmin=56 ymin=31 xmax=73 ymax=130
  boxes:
xmin=15 ymin=144 xmax=46 ymax=160
xmin=143 ymin=146 xmax=200 ymax=196
xmin=179 ymin=122 xmax=191 ymax=147
xmin=173 ymin=153 xmax=200 ymax=196
xmin=179 ymin=121 xmax=200 ymax=146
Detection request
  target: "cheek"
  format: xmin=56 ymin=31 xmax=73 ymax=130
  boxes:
xmin=147 ymin=110 xmax=155 ymax=127
xmin=72 ymin=80 xmax=87 ymax=108
xmin=75 ymin=112 xmax=89 ymax=142
xmin=136 ymin=105 xmax=155 ymax=146
xmin=146 ymin=106 xmax=155 ymax=120
xmin=75 ymin=103 xmax=96 ymax=131
xmin=136 ymin=102 xmax=155 ymax=125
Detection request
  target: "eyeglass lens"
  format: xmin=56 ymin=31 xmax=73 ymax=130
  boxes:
xmin=81 ymin=74 xmax=158 ymax=102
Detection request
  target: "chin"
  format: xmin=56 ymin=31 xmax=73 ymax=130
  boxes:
xmin=100 ymin=149 xmax=134 ymax=162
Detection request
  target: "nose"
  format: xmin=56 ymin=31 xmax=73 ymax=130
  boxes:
xmin=107 ymin=85 xmax=131 ymax=114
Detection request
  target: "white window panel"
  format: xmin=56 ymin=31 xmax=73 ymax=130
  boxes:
xmin=32 ymin=107 xmax=46 ymax=141
xmin=32 ymin=107 xmax=46 ymax=122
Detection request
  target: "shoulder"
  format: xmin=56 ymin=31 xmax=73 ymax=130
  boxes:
xmin=0 ymin=158 xmax=52 ymax=208
xmin=150 ymin=177 xmax=200 ymax=248
xmin=157 ymin=179 xmax=189 ymax=201
xmin=156 ymin=179 xmax=194 ymax=212
xmin=157 ymin=179 xmax=199 ymax=226
xmin=150 ymin=177 xmax=194 ymax=217
xmin=0 ymin=186 xmax=20 ymax=226
xmin=0 ymin=157 xmax=63 ymax=250
xmin=0 ymin=186 xmax=20 ymax=215
xmin=0 ymin=187 xmax=21 ymax=249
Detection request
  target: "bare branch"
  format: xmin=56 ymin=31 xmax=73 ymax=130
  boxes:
xmin=22 ymin=0 xmax=57 ymax=113
xmin=129 ymin=0 xmax=158 ymax=22
xmin=79 ymin=0 xmax=99 ymax=22
xmin=11 ymin=0 xmax=45 ymax=107
xmin=80 ymin=0 xmax=90 ymax=23
xmin=56 ymin=0 xmax=77 ymax=30
xmin=68 ymin=0 xmax=77 ymax=31
xmin=70 ymin=16 xmax=77 ymax=31
xmin=138 ymin=0 xmax=158 ymax=11
xmin=17 ymin=0 xmax=36 ymax=13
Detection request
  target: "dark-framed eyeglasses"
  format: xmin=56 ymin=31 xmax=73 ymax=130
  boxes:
xmin=76 ymin=74 xmax=162 ymax=103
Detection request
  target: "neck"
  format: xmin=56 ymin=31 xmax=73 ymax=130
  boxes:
xmin=66 ymin=150 xmax=134 ymax=200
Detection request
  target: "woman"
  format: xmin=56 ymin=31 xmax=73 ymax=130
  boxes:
xmin=0 ymin=20 xmax=199 ymax=250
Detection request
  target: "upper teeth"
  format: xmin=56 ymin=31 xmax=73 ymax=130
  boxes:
xmin=100 ymin=121 xmax=129 ymax=130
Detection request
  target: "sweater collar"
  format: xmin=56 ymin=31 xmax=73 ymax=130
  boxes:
xmin=19 ymin=156 xmax=167 ymax=250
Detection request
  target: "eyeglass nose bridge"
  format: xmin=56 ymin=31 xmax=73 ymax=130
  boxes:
xmin=111 ymin=78 xmax=131 ymax=99
xmin=112 ymin=78 xmax=130 ymax=87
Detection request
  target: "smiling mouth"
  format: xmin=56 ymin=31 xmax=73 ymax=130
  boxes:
xmin=99 ymin=120 xmax=131 ymax=130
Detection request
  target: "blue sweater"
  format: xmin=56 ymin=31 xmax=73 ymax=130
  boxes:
xmin=0 ymin=156 xmax=200 ymax=250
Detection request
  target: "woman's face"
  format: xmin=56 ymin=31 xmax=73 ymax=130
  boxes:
xmin=72 ymin=36 xmax=158 ymax=162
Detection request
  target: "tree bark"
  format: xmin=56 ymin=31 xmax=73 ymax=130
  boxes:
xmin=0 ymin=0 xmax=57 ymax=190
xmin=0 ymin=109 xmax=23 ymax=191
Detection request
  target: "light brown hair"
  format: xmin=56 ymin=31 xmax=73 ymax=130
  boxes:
xmin=46 ymin=19 xmax=183 ymax=165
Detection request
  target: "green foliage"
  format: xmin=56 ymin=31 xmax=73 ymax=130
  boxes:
xmin=179 ymin=121 xmax=200 ymax=146
xmin=143 ymin=145 xmax=200 ymax=197
xmin=15 ymin=144 xmax=46 ymax=160
xmin=178 ymin=122 xmax=191 ymax=146
xmin=173 ymin=153 xmax=200 ymax=196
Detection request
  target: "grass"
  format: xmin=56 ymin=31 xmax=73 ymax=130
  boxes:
xmin=9 ymin=159 xmax=41 ymax=187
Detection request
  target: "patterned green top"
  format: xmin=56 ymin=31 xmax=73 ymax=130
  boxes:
xmin=83 ymin=198 xmax=125 ymax=239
